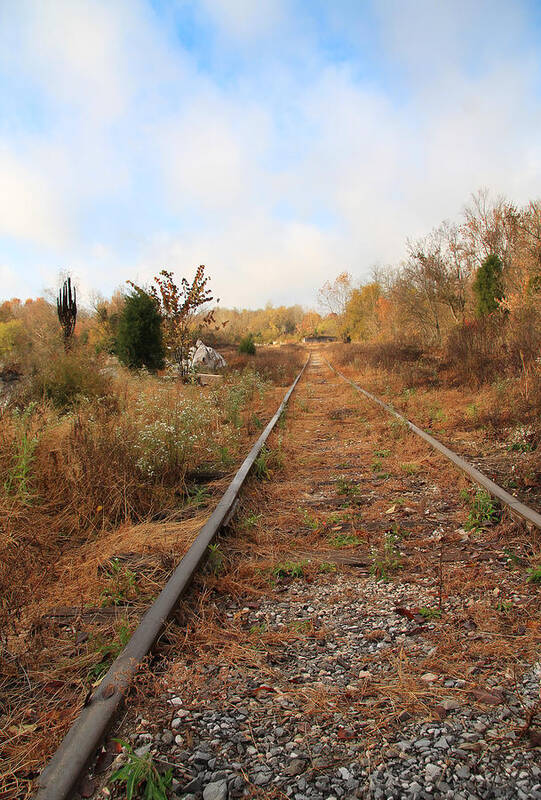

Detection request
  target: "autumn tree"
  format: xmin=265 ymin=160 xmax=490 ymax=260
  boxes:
xmin=146 ymin=265 xmax=220 ymax=373
xmin=344 ymin=282 xmax=381 ymax=340
xmin=318 ymin=272 xmax=353 ymax=340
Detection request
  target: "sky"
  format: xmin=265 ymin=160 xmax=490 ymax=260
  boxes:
xmin=1 ymin=0 xmax=541 ymax=309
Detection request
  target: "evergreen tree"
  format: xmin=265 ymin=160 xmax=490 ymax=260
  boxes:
xmin=472 ymin=254 xmax=504 ymax=317
xmin=115 ymin=289 xmax=165 ymax=370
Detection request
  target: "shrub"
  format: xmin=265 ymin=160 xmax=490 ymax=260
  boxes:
xmin=115 ymin=290 xmax=165 ymax=371
xmin=0 ymin=319 xmax=28 ymax=362
xmin=25 ymin=350 xmax=112 ymax=410
xmin=239 ymin=333 xmax=256 ymax=355
xmin=473 ymin=254 xmax=504 ymax=317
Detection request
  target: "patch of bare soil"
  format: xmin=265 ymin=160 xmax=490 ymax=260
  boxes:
xmin=89 ymin=351 xmax=540 ymax=800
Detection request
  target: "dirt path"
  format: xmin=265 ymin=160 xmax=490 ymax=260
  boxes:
xmin=92 ymin=352 xmax=540 ymax=799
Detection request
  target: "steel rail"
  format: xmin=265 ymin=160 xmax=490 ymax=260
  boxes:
xmin=326 ymin=359 xmax=541 ymax=531
xmin=36 ymin=357 xmax=310 ymax=800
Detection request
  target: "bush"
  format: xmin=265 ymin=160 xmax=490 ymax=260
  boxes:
xmin=0 ymin=319 xmax=28 ymax=363
xmin=239 ymin=333 xmax=256 ymax=355
xmin=115 ymin=290 xmax=165 ymax=371
xmin=25 ymin=350 xmax=112 ymax=410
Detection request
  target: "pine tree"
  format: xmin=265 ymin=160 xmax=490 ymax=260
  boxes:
xmin=115 ymin=289 xmax=165 ymax=370
xmin=472 ymin=254 xmax=504 ymax=317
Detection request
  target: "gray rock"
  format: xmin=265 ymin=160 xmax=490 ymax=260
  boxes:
xmin=202 ymin=779 xmax=228 ymax=800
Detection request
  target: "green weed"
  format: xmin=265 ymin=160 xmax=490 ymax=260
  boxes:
xmin=527 ymin=566 xmax=541 ymax=584
xmin=100 ymin=559 xmax=137 ymax=607
xmin=418 ymin=607 xmax=442 ymax=620
xmin=109 ymin=740 xmax=172 ymax=800
xmin=206 ymin=542 xmax=224 ymax=575
xmin=3 ymin=403 xmax=39 ymax=504
xmin=271 ymin=561 xmax=306 ymax=580
xmin=329 ymin=533 xmax=361 ymax=548
xmin=461 ymin=488 xmax=500 ymax=531
xmin=318 ymin=561 xmax=337 ymax=573
xmin=88 ymin=621 xmax=131 ymax=682
xmin=401 ymin=462 xmax=420 ymax=475
xmin=299 ymin=507 xmax=320 ymax=530
xmin=370 ymin=527 xmax=401 ymax=582
xmin=335 ymin=476 xmax=360 ymax=497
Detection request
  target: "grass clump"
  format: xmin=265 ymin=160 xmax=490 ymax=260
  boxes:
xmin=271 ymin=561 xmax=306 ymax=580
xmin=329 ymin=533 xmax=361 ymax=548
xmin=527 ymin=565 xmax=541 ymax=584
xmin=370 ymin=527 xmax=401 ymax=581
xmin=109 ymin=740 xmax=172 ymax=800
xmin=418 ymin=607 xmax=442 ymax=620
xmin=100 ymin=559 xmax=138 ymax=607
xmin=461 ymin=488 xmax=500 ymax=530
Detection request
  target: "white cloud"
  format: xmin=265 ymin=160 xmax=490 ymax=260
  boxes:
xmin=197 ymin=0 xmax=286 ymax=40
xmin=0 ymin=145 xmax=69 ymax=247
xmin=1 ymin=0 xmax=541 ymax=306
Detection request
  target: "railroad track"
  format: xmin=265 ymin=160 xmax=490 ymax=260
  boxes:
xmin=35 ymin=351 xmax=541 ymax=800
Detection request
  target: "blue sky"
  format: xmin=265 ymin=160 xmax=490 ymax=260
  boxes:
xmin=1 ymin=0 xmax=541 ymax=308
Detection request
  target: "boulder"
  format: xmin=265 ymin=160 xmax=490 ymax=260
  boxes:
xmin=190 ymin=341 xmax=226 ymax=371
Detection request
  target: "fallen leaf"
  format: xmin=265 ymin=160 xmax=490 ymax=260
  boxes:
xmin=8 ymin=723 xmax=37 ymax=736
xmin=385 ymin=505 xmax=397 ymax=514
xmin=337 ymin=727 xmax=355 ymax=740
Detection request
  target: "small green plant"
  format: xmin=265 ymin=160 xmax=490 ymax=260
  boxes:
xmin=503 ymin=547 xmax=524 ymax=567
xmin=374 ymin=449 xmax=390 ymax=458
xmin=389 ymin=418 xmax=408 ymax=439
xmin=296 ymin=397 xmax=309 ymax=413
xmin=271 ymin=561 xmax=306 ymax=580
xmin=288 ymin=619 xmax=311 ymax=632
xmin=3 ymin=403 xmax=39 ymax=504
xmin=527 ymin=566 xmax=541 ymax=584
xmin=242 ymin=512 xmax=262 ymax=529
xmin=371 ymin=458 xmax=383 ymax=472
xmin=461 ymin=488 xmax=500 ymax=531
xmin=400 ymin=462 xmax=420 ymax=475
xmin=299 ymin=507 xmax=320 ymax=530
xmin=206 ymin=542 xmax=224 ymax=575
xmin=465 ymin=403 xmax=479 ymax=420
xmin=109 ymin=739 xmax=172 ymax=800
xmin=249 ymin=622 xmax=267 ymax=634
xmin=218 ymin=445 xmax=234 ymax=466
xmin=370 ymin=527 xmax=401 ymax=582
xmin=496 ymin=600 xmax=513 ymax=613
xmin=318 ymin=561 xmax=337 ymax=573
xmin=250 ymin=412 xmax=264 ymax=431
xmin=429 ymin=404 xmax=446 ymax=425
xmin=335 ymin=476 xmax=359 ymax=497
xmin=186 ymin=484 xmax=210 ymax=506
xmin=239 ymin=333 xmax=256 ymax=355
xmin=89 ymin=621 xmax=131 ymax=682
xmin=100 ymin=560 xmax=137 ymax=607
xmin=418 ymin=607 xmax=442 ymax=620
xmin=254 ymin=446 xmax=271 ymax=479
xmin=329 ymin=533 xmax=361 ymax=548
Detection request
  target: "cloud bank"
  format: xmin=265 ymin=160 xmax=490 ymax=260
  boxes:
xmin=1 ymin=0 xmax=540 ymax=306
